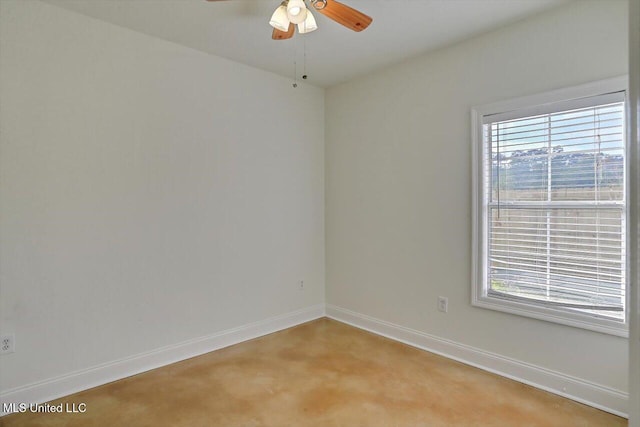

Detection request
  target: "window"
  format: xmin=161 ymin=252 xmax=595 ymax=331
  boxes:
xmin=472 ymin=77 xmax=628 ymax=336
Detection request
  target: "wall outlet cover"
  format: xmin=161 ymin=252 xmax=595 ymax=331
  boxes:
xmin=437 ymin=297 xmax=448 ymax=313
xmin=0 ymin=334 xmax=15 ymax=355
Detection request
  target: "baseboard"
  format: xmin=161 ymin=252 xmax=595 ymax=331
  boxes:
xmin=2 ymin=303 xmax=628 ymax=418
xmin=0 ymin=304 xmax=325 ymax=416
xmin=326 ymin=304 xmax=628 ymax=418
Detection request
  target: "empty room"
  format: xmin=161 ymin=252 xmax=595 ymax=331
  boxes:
xmin=1 ymin=0 xmax=639 ymax=426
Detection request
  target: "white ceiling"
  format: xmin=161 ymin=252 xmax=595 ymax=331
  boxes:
xmin=42 ymin=0 xmax=570 ymax=88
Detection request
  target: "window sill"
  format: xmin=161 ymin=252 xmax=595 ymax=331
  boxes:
xmin=472 ymin=294 xmax=629 ymax=338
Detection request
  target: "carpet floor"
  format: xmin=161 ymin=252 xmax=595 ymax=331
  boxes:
xmin=1 ymin=318 xmax=627 ymax=426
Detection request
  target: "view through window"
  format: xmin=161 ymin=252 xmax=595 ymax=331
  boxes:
xmin=473 ymin=82 xmax=628 ymax=334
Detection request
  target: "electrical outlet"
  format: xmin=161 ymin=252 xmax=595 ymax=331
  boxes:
xmin=437 ymin=297 xmax=448 ymax=313
xmin=0 ymin=334 xmax=15 ymax=355
xmin=299 ymin=280 xmax=304 ymax=290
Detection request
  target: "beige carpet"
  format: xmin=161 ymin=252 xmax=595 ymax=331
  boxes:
xmin=1 ymin=318 xmax=626 ymax=426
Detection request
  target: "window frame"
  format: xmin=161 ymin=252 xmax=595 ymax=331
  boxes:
xmin=471 ymin=76 xmax=629 ymax=337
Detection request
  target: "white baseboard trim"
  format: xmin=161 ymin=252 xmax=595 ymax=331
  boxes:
xmin=326 ymin=304 xmax=628 ymax=418
xmin=0 ymin=304 xmax=325 ymax=416
xmin=2 ymin=304 xmax=628 ymax=418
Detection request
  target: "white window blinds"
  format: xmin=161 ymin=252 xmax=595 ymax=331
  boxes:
xmin=483 ymin=93 xmax=626 ymax=321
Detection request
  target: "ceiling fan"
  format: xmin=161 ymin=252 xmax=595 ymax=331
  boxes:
xmin=206 ymin=0 xmax=372 ymax=40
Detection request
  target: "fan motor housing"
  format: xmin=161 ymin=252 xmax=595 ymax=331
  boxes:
xmin=311 ymin=0 xmax=327 ymax=10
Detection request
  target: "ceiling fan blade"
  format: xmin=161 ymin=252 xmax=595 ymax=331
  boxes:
xmin=272 ymin=23 xmax=295 ymax=40
xmin=316 ymin=0 xmax=372 ymax=32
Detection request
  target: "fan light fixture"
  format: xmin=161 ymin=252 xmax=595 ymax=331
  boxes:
xmin=286 ymin=0 xmax=307 ymax=25
xmin=269 ymin=4 xmax=290 ymax=32
xmin=270 ymin=0 xmax=318 ymax=34
xmin=298 ymin=9 xmax=317 ymax=34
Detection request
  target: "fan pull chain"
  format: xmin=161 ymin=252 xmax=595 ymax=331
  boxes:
xmin=302 ymin=34 xmax=308 ymax=81
xmin=292 ymin=30 xmax=298 ymax=88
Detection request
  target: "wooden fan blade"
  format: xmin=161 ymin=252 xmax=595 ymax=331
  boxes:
xmin=316 ymin=0 xmax=372 ymax=32
xmin=272 ymin=23 xmax=295 ymax=40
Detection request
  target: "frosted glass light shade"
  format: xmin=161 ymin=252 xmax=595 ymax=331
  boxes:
xmin=298 ymin=10 xmax=317 ymax=34
xmin=269 ymin=5 xmax=290 ymax=32
xmin=287 ymin=0 xmax=307 ymax=25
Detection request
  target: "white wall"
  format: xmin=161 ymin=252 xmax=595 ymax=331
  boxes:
xmin=0 ymin=0 xmax=324 ymax=394
xmin=326 ymin=0 xmax=628 ymax=404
